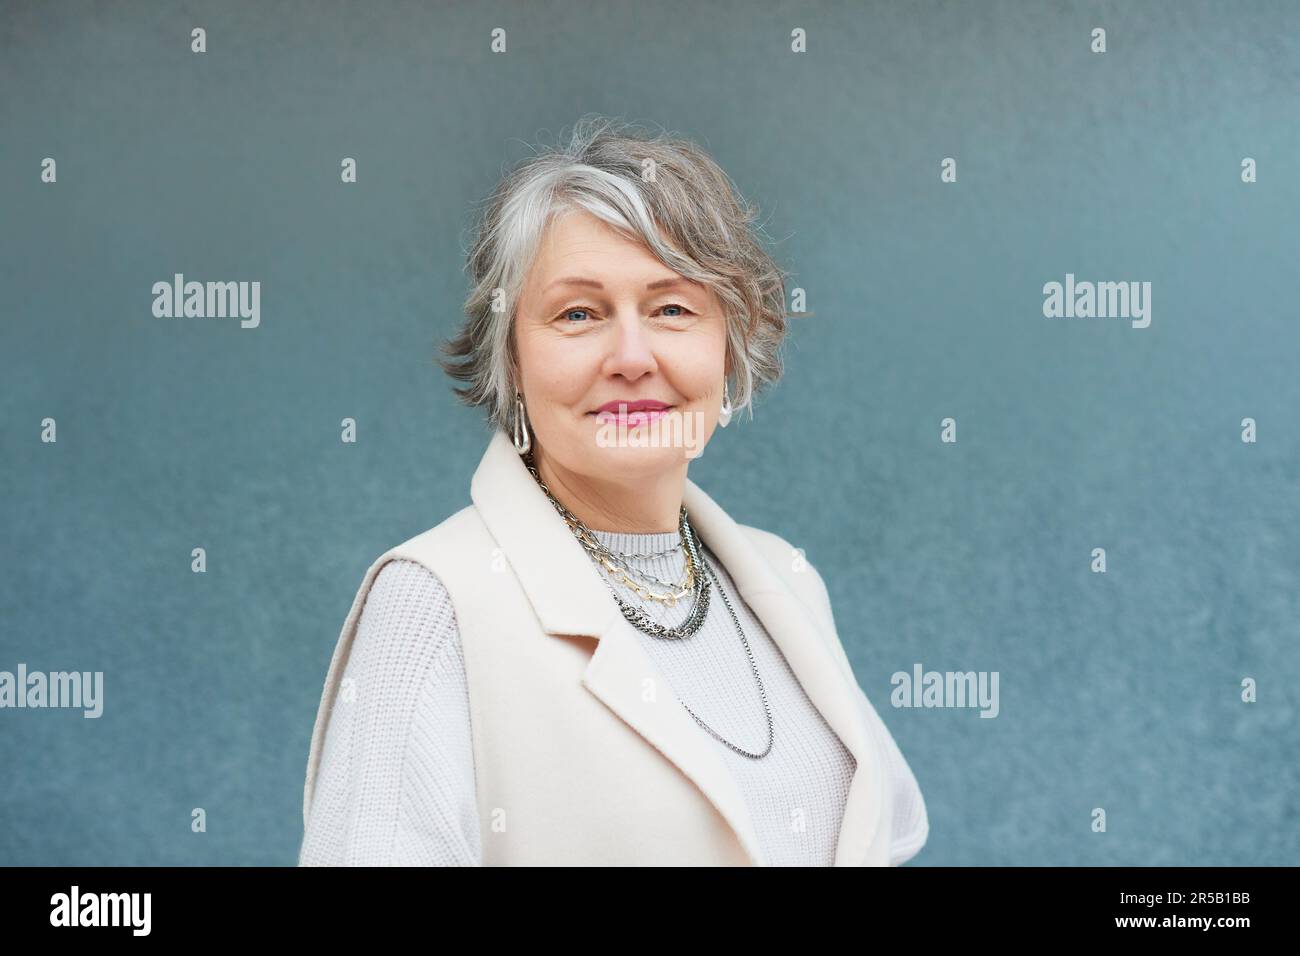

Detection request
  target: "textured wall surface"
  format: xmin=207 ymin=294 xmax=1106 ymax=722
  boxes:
xmin=1 ymin=0 xmax=1297 ymax=865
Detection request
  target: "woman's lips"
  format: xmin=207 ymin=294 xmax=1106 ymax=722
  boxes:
xmin=592 ymin=407 xmax=673 ymax=427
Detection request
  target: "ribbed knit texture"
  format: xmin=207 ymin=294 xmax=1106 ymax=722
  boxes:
xmin=300 ymin=529 xmax=928 ymax=866
xmin=299 ymin=558 xmax=480 ymax=866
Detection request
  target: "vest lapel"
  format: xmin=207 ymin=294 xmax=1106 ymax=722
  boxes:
xmin=470 ymin=429 xmax=884 ymax=866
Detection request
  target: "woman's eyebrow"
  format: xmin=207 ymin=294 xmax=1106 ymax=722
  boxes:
xmin=644 ymin=277 xmax=696 ymax=291
xmin=542 ymin=276 xmax=604 ymax=294
xmin=542 ymin=276 xmax=697 ymax=294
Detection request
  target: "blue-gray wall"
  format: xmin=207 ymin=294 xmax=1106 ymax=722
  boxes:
xmin=2 ymin=0 xmax=1296 ymax=865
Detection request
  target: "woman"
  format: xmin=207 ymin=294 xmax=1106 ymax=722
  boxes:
xmin=298 ymin=116 xmax=928 ymax=866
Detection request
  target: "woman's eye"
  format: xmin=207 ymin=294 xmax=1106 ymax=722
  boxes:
xmin=555 ymin=304 xmax=692 ymax=324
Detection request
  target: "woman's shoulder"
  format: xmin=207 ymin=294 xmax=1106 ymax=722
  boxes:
xmin=735 ymin=523 xmax=832 ymax=598
xmin=339 ymin=560 xmax=466 ymax=724
xmin=367 ymin=557 xmax=452 ymax=608
xmin=368 ymin=504 xmax=492 ymax=574
xmin=734 ymin=521 xmax=840 ymax=651
xmin=735 ymin=523 xmax=800 ymax=562
xmin=355 ymin=559 xmax=461 ymax=660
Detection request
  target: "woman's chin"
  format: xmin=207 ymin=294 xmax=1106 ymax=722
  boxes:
xmin=582 ymin=430 xmax=702 ymax=470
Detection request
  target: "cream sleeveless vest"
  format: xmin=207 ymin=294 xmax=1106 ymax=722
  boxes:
xmin=301 ymin=429 xmax=893 ymax=866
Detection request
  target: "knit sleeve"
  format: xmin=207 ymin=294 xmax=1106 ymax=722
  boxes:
xmin=803 ymin=558 xmax=930 ymax=866
xmin=855 ymin=687 xmax=930 ymax=866
xmin=298 ymin=559 xmax=483 ymax=866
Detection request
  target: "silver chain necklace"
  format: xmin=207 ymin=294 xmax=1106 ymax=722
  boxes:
xmin=595 ymin=532 xmax=694 ymax=593
xmin=612 ymin=541 xmax=682 ymax=560
xmin=524 ymin=456 xmax=774 ymax=758
xmin=526 ymin=460 xmax=711 ymax=639
xmin=686 ymin=551 xmax=774 ymax=758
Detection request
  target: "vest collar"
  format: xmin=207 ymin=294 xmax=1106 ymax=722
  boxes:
xmin=470 ymin=428 xmax=885 ymax=866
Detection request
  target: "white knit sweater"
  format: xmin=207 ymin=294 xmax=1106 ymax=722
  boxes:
xmin=300 ymin=528 xmax=929 ymax=866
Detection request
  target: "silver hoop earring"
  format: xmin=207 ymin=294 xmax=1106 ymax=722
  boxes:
xmin=513 ymin=390 xmax=532 ymax=455
xmin=718 ymin=379 xmax=732 ymax=428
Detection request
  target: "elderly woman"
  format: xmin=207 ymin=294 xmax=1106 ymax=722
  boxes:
xmin=298 ymin=116 xmax=928 ymax=866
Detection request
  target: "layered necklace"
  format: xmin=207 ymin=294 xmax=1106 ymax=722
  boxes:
xmin=525 ymin=457 xmax=773 ymax=759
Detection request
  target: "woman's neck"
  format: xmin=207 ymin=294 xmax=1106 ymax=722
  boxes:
xmin=531 ymin=448 xmax=686 ymax=533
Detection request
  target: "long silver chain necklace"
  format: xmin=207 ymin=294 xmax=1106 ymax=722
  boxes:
xmin=685 ymin=552 xmax=774 ymax=758
xmin=524 ymin=456 xmax=774 ymax=758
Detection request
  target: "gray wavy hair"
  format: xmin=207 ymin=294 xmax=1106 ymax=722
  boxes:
xmin=438 ymin=114 xmax=792 ymax=432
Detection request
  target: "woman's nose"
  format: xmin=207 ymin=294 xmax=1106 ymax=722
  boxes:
xmin=602 ymin=310 xmax=657 ymax=377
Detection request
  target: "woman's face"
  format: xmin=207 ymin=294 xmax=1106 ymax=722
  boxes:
xmin=513 ymin=208 xmax=728 ymax=486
